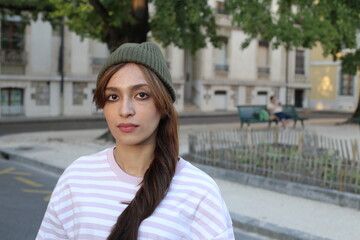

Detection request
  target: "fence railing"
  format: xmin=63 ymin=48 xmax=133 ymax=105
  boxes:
xmin=187 ymin=128 xmax=360 ymax=194
xmin=0 ymin=49 xmax=27 ymax=64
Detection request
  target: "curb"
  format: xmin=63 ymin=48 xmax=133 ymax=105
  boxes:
xmin=0 ymin=148 xmax=64 ymax=175
xmin=230 ymin=213 xmax=331 ymax=240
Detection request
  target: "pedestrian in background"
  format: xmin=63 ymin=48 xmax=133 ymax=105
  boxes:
xmin=267 ymin=95 xmax=291 ymax=128
xmin=36 ymin=42 xmax=234 ymax=240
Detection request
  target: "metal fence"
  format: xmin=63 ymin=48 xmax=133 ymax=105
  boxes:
xmin=187 ymin=128 xmax=360 ymax=194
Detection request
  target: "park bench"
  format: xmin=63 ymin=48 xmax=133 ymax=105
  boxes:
xmin=282 ymin=105 xmax=309 ymax=128
xmin=350 ymin=117 xmax=360 ymax=128
xmin=236 ymin=105 xmax=278 ymax=128
xmin=236 ymin=105 xmax=309 ymax=128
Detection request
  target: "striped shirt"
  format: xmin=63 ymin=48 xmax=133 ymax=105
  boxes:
xmin=36 ymin=148 xmax=235 ymax=239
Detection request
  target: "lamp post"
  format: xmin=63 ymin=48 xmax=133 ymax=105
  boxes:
xmin=285 ymin=48 xmax=289 ymax=105
xmin=58 ymin=20 xmax=65 ymax=115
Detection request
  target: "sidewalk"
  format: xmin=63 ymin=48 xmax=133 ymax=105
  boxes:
xmin=1 ymin=117 xmax=360 ymax=240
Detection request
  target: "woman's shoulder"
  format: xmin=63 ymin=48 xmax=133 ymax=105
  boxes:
xmin=174 ymin=157 xmax=221 ymax=193
xmin=62 ymin=147 xmax=112 ymax=174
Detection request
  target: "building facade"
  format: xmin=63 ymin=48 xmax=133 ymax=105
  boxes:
xmin=0 ymin=2 xmax=312 ymax=118
xmin=309 ymin=44 xmax=360 ymax=112
xmin=174 ymin=0 xmax=311 ymax=112
xmin=0 ymin=16 xmax=107 ymax=117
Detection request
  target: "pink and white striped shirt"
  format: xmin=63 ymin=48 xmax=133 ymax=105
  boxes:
xmin=36 ymin=148 xmax=234 ymax=239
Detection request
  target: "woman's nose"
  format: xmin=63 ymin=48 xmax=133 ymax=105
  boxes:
xmin=119 ymin=98 xmax=135 ymax=117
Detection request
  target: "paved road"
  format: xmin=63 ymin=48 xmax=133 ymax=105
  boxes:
xmin=0 ymin=157 xmax=59 ymax=240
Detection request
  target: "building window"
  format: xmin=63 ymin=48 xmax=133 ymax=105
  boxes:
xmin=73 ymin=82 xmax=87 ymax=105
xmin=31 ymin=82 xmax=50 ymax=105
xmin=0 ymin=88 xmax=24 ymax=115
xmin=257 ymin=41 xmax=270 ymax=74
xmin=0 ymin=18 xmax=26 ymax=74
xmin=214 ymin=38 xmax=229 ymax=71
xmin=215 ymin=1 xmax=225 ymax=14
xmin=295 ymin=49 xmax=305 ymax=75
xmin=339 ymin=73 xmax=354 ymax=96
xmin=165 ymin=47 xmax=171 ymax=69
xmin=0 ymin=18 xmax=26 ymax=62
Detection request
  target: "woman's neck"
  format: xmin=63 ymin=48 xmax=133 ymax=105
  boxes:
xmin=113 ymin=144 xmax=155 ymax=177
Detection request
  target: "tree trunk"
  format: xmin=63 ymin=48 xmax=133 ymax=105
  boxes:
xmin=89 ymin=0 xmax=149 ymax=52
xmin=105 ymin=0 xmax=149 ymax=52
xmin=95 ymin=0 xmax=149 ymax=142
xmin=351 ymin=96 xmax=360 ymax=119
xmin=340 ymin=96 xmax=360 ymax=125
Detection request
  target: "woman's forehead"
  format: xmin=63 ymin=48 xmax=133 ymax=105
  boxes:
xmin=107 ymin=63 xmax=147 ymax=86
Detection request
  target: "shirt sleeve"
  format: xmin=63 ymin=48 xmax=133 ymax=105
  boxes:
xmin=213 ymin=228 xmax=236 ymax=240
xmin=35 ymin=170 xmax=71 ymax=240
xmin=35 ymin=201 xmax=68 ymax=240
xmin=189 ymin=186 xmax=235 ymax=240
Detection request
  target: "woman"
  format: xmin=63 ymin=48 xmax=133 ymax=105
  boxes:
xmin=267 ymin=95 xmax=291 ymax=128
xmin=36 ymin=42 xmax=234 ymax=239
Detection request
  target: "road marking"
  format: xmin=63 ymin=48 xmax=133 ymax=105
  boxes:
xmin=22 ymin=189 xmax=52 ymax=201
xmin=0 ymin=167 xmax=32 ymax=176
xmin=0 ymin=168 xmax=15 ymax=175
xmin=1 ymin=167 xmax=52 ymax=201
xmin=14 ymin=176 xmax=43 ymax=187
xmin=11 ymin=171 xmax=32 ymax=176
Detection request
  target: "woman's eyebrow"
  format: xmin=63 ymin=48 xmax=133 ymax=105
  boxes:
xmin=105 ymin=86 xmax=120 ymax=92
xmin=105 ymin=84 xmax=150 ymax=92
xmin=131 ymin=83 xmax=150 ymax=91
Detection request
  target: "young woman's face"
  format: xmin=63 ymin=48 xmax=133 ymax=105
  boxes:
xmin=103 ymin=63 xmax=161 ymax=147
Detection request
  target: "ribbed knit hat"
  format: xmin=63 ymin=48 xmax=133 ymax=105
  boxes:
xmin=97 ymin=42 xmax=176 ymax=102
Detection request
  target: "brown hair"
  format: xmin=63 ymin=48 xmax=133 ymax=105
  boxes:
xmin=93 ymin=63 xmax=179 ymax=240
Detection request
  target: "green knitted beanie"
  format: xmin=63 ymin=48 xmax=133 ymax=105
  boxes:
xmin=97 ymin=42 xmax=176 ymax=102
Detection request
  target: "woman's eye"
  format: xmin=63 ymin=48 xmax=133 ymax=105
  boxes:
xmin=137 ymin=92 xmax=149 ymax=99
xmin=107 ymin=94 xmax=118 ymax=101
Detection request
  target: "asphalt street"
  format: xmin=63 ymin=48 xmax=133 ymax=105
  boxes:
xmin=0 ymin=157 xmax=60 ymax=240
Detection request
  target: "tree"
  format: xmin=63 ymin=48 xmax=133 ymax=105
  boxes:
xmin=0 ymin=0 xmax=56 ymax=24
xmin=0 ymin=0 xmax=221 ymax=53
xmin=225 ymin=0 xmax=360 ymax=119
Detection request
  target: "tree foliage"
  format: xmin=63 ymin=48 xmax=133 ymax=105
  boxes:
xmin=225 ymin=0 xmax=360 ymax=75
xmin=0 ymin=0 xmax=221 ymax=53
xmin=0 ymin=0 xmax=55 ymax=24
xmin=151 ymin=0 xmax=220 ymax=53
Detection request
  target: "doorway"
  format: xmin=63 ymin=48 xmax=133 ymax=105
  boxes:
xmin=214 ymin=90 xmax=227 ymax=110
xmin=256 ymin=91 xmax=268 ymax=105
xmin=184 ymin=50 xmax=193 ymax=103
xmin=294 ymin=89 xmax=304 ymax=108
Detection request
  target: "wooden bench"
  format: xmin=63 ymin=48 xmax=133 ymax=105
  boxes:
xmin=237 ymin=105 xmax=309 ymax=128
xmin=282 ymin=105 xmax=309 ymax=128
xmin=236 ymin=105 xmax=277 ymax=128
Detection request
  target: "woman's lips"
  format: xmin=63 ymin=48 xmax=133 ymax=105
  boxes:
xmin=117 ymin=123 xmax=139 ymax=133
